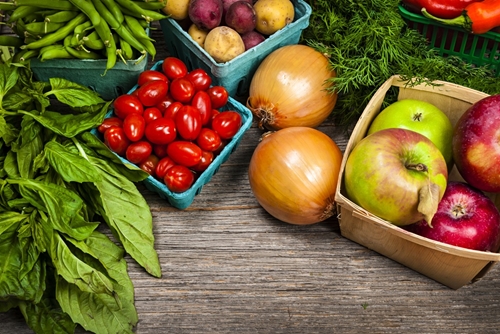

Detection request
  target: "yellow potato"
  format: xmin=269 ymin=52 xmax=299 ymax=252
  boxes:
xmin=162 ymin=0 xmax=190 ymax=20
xmin=254 ymin=0 xmax=294 ymax=35
xmin=204 ymin=26 xmax=245 ymax=63
xmin=188 ymin=23 xmax=209 ymax=48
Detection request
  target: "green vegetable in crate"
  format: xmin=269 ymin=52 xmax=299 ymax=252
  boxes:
xmin=421 ymin=0 xmax=500 ymax=34
xmin=401 ymin=0 xmax=480 ymax=19
xmin=0 ymin=62 xmax=161 ymax=334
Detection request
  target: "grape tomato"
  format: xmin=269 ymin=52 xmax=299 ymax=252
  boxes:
xmin=211 ymin=111 xmax=242 ymax=140
xmin=196 ymin=128 xmax=222 ymax=152
xmin=155 ymin=156 xmax=176 ymax=179
xmin=170 ymin=77 xmax=195 ymax=104
xmin=98 ymin=117 xmax=123 ymax=134
xmin=206 ymin=86 xmax=229 ymax=109
xmin=185 ymin=68 xmax=212 ymax=91
xmin=137 ymin=80 xmax=169 ymax=107
xmin=145 ymin=117 xmax=177 ymax=145
xmin=126 ymin=141 xmax=153 ymax=164
xmin=123 ymin=113 xmax=146 ymax=142
xmin=191 ymin=90 xmax=212 ymax=126
xmin=104 ymin=127 xmax=130 ymax=156
xmin=175 ymin=105 xmax=202 ymax=141
xmin=113 ymin=94 xmax=143 ymax=119
xmin=167 ymin=141 xmax=202 ymax=167
xmin=164 ymin=165 xmax=195 ymax=193
xmin=162 ymin=57 xmax=188 ymax=80
xmin=138 ymin=70 xmax=168 ymax=86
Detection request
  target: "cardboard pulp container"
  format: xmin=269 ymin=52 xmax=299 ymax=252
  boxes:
xmin=334 ymin=75 xmax=500 ymax=289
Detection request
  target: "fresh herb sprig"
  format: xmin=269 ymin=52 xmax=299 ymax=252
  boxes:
xmin=0 ymin=62 xmax=161 ymax=334
xmin=303 ymin=0 xmax=500 ymax=126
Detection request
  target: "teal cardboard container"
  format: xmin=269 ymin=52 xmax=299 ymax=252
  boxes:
xmin=30 ymin=55 xmax=148 ymax=100
xmin=160 ymin=0 xmax=312 ymax=97
xmin=92 ymin=60 xmax=253 ymax=209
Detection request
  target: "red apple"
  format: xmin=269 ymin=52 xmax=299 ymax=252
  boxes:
xmin=406 ymin=181 xmax=500 ymax=252
xmin=452 ymin=94 xmax=500 ymax=192
xmin=344 ymin=128 xmax=448 ymax=226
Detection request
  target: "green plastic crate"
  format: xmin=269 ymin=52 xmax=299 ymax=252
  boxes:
xmin=399 ymin=5 xmax=500 ymax=76
xmin=160 ymin=0 xmax=312 ymax=97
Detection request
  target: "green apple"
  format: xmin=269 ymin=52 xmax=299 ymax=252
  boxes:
xmin=344 ymin=128 xmax=449 ymax=226
xmin=367 ymin=99 xmax=453 ymax=168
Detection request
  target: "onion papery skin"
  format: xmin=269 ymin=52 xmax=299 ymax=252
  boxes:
xmin=248 ymin=127 xmax=343 ymax=225
xmin=246 ymin=44 xmax=337 ymax=130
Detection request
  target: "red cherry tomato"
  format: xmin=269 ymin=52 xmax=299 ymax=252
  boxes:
xmin=191 ymin=150 xmax=214 ymax=173
xmin=153 ymin=144 xmax=169 ymax=158
xmin=104 ymin=127 xmax=130 ymax=156
xmin=139 ymin=154 xmax=159 ymax=176
xmin=164 ymin=165 xmax=195 ymax=193
xmin=206 ymin=86 xmax=229 ymax=109
xmin=143 ymin=107 xmax=163 ymax=124
xmin=208 ymin=109 xmax=220 ymax=128
xmin=191 ymin=90 xmax=212 ymax=126
xmin=138 ymin=70 xmax=168 ymax=86
xmin=170 ymin=77 xmax=195 ymax=104
xmin=164 ymin=101 xmax=183 ymax=120
xmin=145 ymin=117 xmax=177 ymax=145
xmin=196 ymin=128 xmax=222 ymax=152
xmin=98 ymin=117 xmax=123 ymax=134
xmin=175 ymin=105 xmax=202 ymax=141
xmin=211 ymin=111 xmax=242 ymax=140
xmin=155 ymin=94 xmax=176 ymax=114
xmin=155 ymin=156 xmax=176 ymax=179
xmin=137 ymin=80 xmax=169 ymax=107
xmin=126 ymin=140 xmax=153 ymax=164
xmin=185 ymin=68 xmax=212 ymax=91
xmin=113 ymin=94 xmax=143 ymax=119
xmin=123 ymin=113 xmax=146 ymax=142
xmin=167 ymin=141 xmax=202 ymax=167
xmin=162 ymin=57 xmax=188 ymax=80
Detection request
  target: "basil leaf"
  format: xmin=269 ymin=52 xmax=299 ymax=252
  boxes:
xmin=46 ymin=78 xmax=106 ymax=108
xmin=0 ymin=63 xmax=18 ymax=104
xmin=0 ymin=213 xmax=45 ymax=303
xmin=13 ymin=178 xmax=98 ymax=241
xmin=11 ymin=116 xmax=44 ymax=179
xmin=50 ymin=231 xmax=115 ymax=296
xmin=87 ymin=156 xmax=161 ymax=278
xmin=3 ymin=91 xmax=33 ymax=111
xmin=0 ymin=115 xmax=20 ymax=145
xmin=56 ymin=231 xmax=138 ymax=334
xmin=20 ymin=101 xmax=111 ymax=138
xmin=44 ymin=140 xmax=102 ymax=183
xmin=18 ymin=297 xmax=76 ymax=334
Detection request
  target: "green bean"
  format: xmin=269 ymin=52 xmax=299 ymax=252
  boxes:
xmin=68 ymin=0 xmax=102 ymax=28
xmin=12 ymin=18 xmax=27 ymax=37
xmin=44 ymin=10 xmax=79 ymax=23
xmin=83 ymin=30 xmax=104 ymax=50
xmin=14 ymin=0 xmax=78 ymax=11
xmin=39 ymin=44 xmax=72 ymax=61
xmin=0 ymin=2 xmax=17 ymax=11
xmin=65 ymin=45 xmax=101 ymax=59
xmin=73 ymin=20 xmax=92 ymax=40
xmin=0 ymin=35 xmax=25 ymax=48
xmin=7 ymin=5 xmax=40 ymax=23
xmin=12 ymin=48 xmax=39 ymax=62
xmin=92 ymin=0 xmax=146 ymax=54
xmin=132 ymin=0 xmax=166 ymax=11
xmin=124 ymin=15 xmax=154 ymax=42
xmin=115 ymin=0 xmax=158 ymax=22
xmin=22 ymin=12 xmax=86 ymax=49
xmin=93 ymin=18 xmax=116 ymax=73
xmin=25 ymin=21 xmax=65 ymax=35
xmin=100 ymin=0 xmax=124 ymax=25
xmin=119 ymin=38 xmax=133 ymax=60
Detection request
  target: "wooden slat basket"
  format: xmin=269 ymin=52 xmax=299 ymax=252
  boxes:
xmin=334 ymin=75 xmax=500 ymax=289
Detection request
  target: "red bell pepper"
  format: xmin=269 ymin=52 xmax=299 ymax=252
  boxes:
xmin=421 ymin=0 xmax=500 ymax=34
xmin=402 ymin=0 xmax=481 ymax=19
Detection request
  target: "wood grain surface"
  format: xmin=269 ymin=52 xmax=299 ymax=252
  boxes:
xmin=2 ymin=21 xmax=500 ymax=334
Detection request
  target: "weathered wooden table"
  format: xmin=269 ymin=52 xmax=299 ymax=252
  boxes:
xmin=2 ymin=21 xmax=500 ymax=334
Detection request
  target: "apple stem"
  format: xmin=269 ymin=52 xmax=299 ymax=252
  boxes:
xmin=412 ymin=112 xmax=423 ymax=121
xmin=406 ymin=163 xmax=428 ymax=172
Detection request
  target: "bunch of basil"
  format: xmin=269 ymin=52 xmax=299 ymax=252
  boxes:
xmin=0 ymin=62 xmax=161 ymax=334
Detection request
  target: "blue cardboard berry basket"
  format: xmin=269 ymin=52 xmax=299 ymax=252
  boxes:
xmin=159 ymin=0 xmax=312 ymax=97
xmin=92 ymin=60 xmax=253 ymax=209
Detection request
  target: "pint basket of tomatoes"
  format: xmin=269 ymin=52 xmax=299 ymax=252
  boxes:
xmin=92 ymin=57 xmax=253 ymax=209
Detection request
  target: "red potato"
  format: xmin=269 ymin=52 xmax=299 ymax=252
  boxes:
xmin=221 ymin=0 xmax=252 ymax=16
xmin=189 ymin=0 xmax=224 ymax=30
xmin=241 ymin=30 xmax=266 ymax=50
xmin=225 ymin=1 xmax=256 ymax=34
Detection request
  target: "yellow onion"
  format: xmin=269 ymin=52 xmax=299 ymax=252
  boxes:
xmin=247 ymin=44 xmax=337 ymax=130
xmin=248 ymin=127 xmax=343 ymax=225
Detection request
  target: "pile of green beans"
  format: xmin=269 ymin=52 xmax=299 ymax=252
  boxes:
xmin=0 ymin=0 xmax=168 ymax=73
